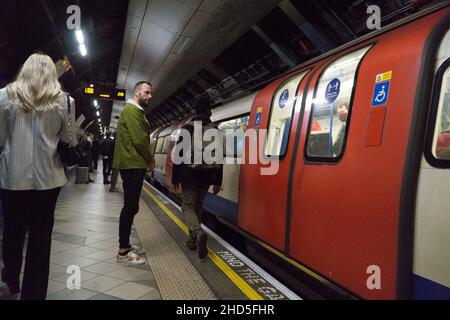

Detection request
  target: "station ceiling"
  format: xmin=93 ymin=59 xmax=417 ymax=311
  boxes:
xmin=0 ymin=0 xmax=441 ymax=134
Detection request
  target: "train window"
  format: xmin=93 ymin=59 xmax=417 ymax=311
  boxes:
xmin=162 ymin=135 xmax=171 ymax=154
xmin=431 ymin=59 xmax=450 ymax=160
xmin=218 ymin=115 xmax=250 ymax=158
xmin=306 ymin=45 xmax=372 ymax=160
xmin=155 ymin=137 xmax=164 ymax=154
xmin=265 ymin=70 xmax=309 ymax=157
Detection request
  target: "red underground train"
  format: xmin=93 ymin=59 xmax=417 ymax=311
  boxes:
xmin=147 ymin=3 xmax=450 ymax=300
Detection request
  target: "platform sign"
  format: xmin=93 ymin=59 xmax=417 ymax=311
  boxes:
xmin=83 ymin=86 xmax=126 ymax=101
xmin=325 ymin=78 xmax=341 ymax=103
xmin=255 ymin=107 xmax=263 ymax=126
xmin=372 ymin=81 xmax=390 ymax=107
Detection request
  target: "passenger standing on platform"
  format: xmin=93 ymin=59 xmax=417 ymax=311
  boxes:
xmin=100 ymin=133 xmax=114 ymax=184
xmin=113 ymin=81 xmax=154 ymax=265
xmin=109 ymin=133 xmax=119 ymax=193
xmin=0 ymin=53 xmax=74 ymax=300
xmin=91 ymin=136 xmax=100 ymax=173
xmin=172 ymin=97 xmax=223 ymax=260
xmin=78 ymin=134 xmax=94 ymax=183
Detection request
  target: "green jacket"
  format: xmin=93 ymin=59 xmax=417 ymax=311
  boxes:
xmin=113 ymin=103 xmax=153 ymax=169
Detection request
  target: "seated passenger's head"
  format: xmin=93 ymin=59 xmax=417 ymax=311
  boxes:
xmin=337 ymin=104 xmax=349 ymax=123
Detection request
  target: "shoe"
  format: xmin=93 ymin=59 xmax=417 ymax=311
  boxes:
xmin=116 ymin=251 xmax=145 ymax=265
xmin=0 ymin=288 xmax=20 ymax=300
xmin=109 ymin=187 xmax=118 ymax=192
xmin=197 ymin=231 xmax=208 ymax=259
xmin=129 ymin=244 xmax=145 ymax=255
xmin=186 ymin=238 xmax=197 ymax=251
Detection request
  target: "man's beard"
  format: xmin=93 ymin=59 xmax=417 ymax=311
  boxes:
xmin=138 ymin=97 xmax=150 ymax=108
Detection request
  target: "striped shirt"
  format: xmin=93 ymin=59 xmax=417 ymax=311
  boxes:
xmin=0 ymin=88 xmax=74 ymax=190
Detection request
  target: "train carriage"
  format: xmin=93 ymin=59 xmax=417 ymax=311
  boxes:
xmin=148 ymin=4 xmax=450 ymax=300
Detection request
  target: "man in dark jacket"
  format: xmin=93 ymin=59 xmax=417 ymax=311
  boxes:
xmin=172 ymin=97 xmax=223 ymax=259
xmin=91 ymin=137 xmax=100 ymax=173
xmin=100 ymin=133 xmax=115 ymax=184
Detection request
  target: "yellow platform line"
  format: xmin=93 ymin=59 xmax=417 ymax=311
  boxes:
xmin=142 ymin=186 xmax=264 ymax=300
xmin=257 ymin=242 xmax=332 ymax=285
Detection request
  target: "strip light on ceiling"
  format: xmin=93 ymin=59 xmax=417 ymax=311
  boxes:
xmin=75 ymin=29 xmax=88 ymax=57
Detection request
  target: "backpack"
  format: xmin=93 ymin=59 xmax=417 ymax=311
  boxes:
xmin=187 ymin=121 xmax=223 ymax=171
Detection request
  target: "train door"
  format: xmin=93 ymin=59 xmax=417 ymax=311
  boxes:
xmin=287 ymin=9 xmax=447 ymax=300
xmin=238 ymin=69 xmax=311 ymax=251
xmin=414 ymin=24 xmax=450 ymax=299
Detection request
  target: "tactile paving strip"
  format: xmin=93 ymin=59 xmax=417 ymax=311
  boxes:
xmin=134 ymin=199 xmax=216 ymax=300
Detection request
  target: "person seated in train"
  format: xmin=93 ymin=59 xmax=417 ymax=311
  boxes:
xmin=332 ymin=103 xmax=349 ymax=156
xmin=172 ymin=97 xmax=223 ymax=260
xmin=436 ymin=128 xmax=450 ymax=159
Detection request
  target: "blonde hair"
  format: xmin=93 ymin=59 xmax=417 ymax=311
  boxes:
xmin=6 ymin=53 xmax=65 ymax=112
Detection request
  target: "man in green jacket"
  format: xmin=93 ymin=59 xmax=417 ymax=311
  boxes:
xmin=113 ymin=81 xmax=154 ymax=265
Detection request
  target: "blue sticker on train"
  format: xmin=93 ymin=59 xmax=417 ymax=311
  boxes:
xmin=325 ymin=78 xmax=340 ymax=103
xmin=372 ymin=81 xmax=390 ymax=107
xmin=255 ymin=113 xmax=261 ymax=126
xmin=279 ymin=89 xmax=289 ymax=108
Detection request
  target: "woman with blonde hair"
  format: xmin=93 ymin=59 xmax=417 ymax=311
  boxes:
xmin=0 ymin=53 xmax=74 ymax=300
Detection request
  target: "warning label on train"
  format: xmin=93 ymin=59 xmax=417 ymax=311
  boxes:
xmin=375 ymin=71 xmax=392 ymax=83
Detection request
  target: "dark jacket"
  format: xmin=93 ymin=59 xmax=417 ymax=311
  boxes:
xmin=172 ymin=115 xmax=223 ymax=187
xmin=91 ymin=140 xmax=100 ymax=159
xmin=100 ymin=138 xmax=115 ymax=158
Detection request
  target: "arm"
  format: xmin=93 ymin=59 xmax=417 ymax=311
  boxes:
xmin=127 ymin=109 xmax=153 ymax=164
xmin=0 ymin=91 xmax=6 ymax=147
xmin=59 ymin=96 xmax=76 ymax=145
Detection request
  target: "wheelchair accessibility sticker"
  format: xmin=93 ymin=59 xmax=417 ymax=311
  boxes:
xmin=372 ymin=81 xmax=390 ymax=107
xmin=255 ymin=107 xmax=263 ymax=126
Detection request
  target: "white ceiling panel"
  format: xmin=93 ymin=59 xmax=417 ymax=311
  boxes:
xmin=145 ymin=0 xmax=195 ymax=35
xmin=178 ymin=0 xmax=203 ymax=10
xmin=182 ymin=10 xmax=211 ymax=37
xmin=113 ymin=0 xmax=281 ymax=120
xmin=130 ymin=40 xmax=166 ymax=74
xmin=138 ymin=18 xmax=177 ymax=50
xmin=198 ymin=0 xmax=224 ymax=13
xmin=127 ymin=0 xmax=148 ymax=18
xmin=123 ymin=14 xmax=142 ymax=40
xmin=119 ymin=36 xmax=137 ymax=67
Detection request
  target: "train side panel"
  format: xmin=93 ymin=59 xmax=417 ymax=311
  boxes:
xmin=289 ymin=12 xmax=444 ymax=299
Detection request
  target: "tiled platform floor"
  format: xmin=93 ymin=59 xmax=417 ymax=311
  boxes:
xmin=0 ymin=169 xmax=162 ymax=300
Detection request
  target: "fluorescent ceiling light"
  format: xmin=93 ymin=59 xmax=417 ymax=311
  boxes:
xmin=75 ymin=30 xmax=84 ymax=44
xmin=79 ymin=44 xmax=87 ymax=56
xmin=96 ymin=111 xmax=100 ymax=116
xmin=93 ymin=100 xmax=98 ymax=107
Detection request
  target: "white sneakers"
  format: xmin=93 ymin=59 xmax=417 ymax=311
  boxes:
xmin=129 ymin=244 xmax=145 ymax=255
xmin=116 ymin=245 xmax=146 ymax=265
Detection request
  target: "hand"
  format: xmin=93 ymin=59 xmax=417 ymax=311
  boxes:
xmin=174 ymin=183 xmax=182 ymax=194
xmin=213 ymin=185 xmax=221 ymax=195
xmin=147 ymin=159 xmax=155 ymax=172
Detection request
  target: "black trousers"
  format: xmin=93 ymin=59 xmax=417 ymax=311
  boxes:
xmin=119 ymin=169 xmax=145 ymax=249
xmin=103 ymin=159 xmax=112 ymax=181
xmin=0 ymin=188 xmax=61 ymax=300
xmin=92 ymin=157 xmax=99 ymax=171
